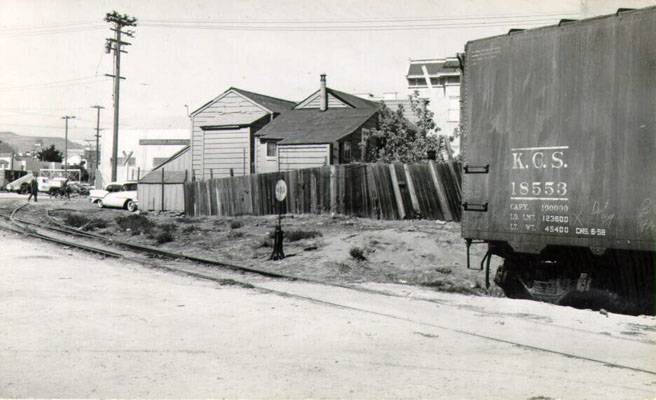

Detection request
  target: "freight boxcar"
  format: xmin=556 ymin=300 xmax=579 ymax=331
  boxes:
xmin=460 ymin=7 xmax=655 ymax=314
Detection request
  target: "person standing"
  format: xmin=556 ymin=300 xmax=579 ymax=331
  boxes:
xmin=26 ymin=175 xmax=38 ymax=202
xmin=62 ymin=178 xmax=70 ymax=199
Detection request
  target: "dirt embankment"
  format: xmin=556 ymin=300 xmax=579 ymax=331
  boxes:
xmin=35 ymin=199 xmax=503 ymax=296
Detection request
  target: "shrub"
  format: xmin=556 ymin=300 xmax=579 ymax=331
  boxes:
xmin=159 ymin=223 xmax=177 ymax=233
xmin=84 ymin=218 xmax=107 ymax=231
xmin=230 ymin=220 xmax=243 ymax=229
xmin=349 ymin=246 xmax=367 ymax=261
xmin=115 ymin=214 xmax=154 ymax=235
xmin=285 ymin=230 xmax=322 ymax=242
xmin=175 ymin=217 xmax=194 ymax=224
xmin=155 ymin=230 xmax=174 ymax=244
xmin=64 ymin=213 xmax=90 ymax=228
xmin=227 ymin=230 xmax=244 ymax=239
xmin=182 ymin=225 xmax=197 ymax=234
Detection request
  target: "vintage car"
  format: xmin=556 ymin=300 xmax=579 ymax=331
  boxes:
xmin=91 ymin=182 xmax=138 ymax=212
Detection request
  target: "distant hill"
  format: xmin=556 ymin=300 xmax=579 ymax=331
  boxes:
xmin=0 ymin=131 xmax=84 ymax=154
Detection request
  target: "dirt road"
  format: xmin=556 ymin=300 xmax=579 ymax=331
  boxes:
xmin=1 ymin=229 xmax=655 ymax=399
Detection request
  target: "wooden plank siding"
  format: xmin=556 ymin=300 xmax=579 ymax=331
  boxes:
xmin=201 ymin=127 xmax=250 ymax=178
xmin=191 ymin=91 xmax=269 ymax=179
xmin=278 ymin=144 xmax=330 ymax=171
xmin=183 ymin=161 xmax=462 ymax=221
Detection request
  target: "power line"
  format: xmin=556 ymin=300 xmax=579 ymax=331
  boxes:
xmin=0 ymin=76 xmax=111 ymax=92
xmin=141 ymin=12 xmax=579 ymax=25
xmin=139 ymin=19 xmax=567 ymax=32
xmin=0 ymin=25 xmax=105 ymax=39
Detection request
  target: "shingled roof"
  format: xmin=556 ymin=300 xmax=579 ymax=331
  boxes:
xmin=230 ymin=88 xmax=296 ymax=114
xmin=190 ymin=87 xmax=295 ymax=117
xmin=256 ymin=108 xmax=379 ymax=145
xmin=257 ymin=86 xmax=382 ymax=145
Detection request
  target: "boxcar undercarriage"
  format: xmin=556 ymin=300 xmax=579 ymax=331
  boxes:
xmin=487 ymin=243 xmax=655 ymax=315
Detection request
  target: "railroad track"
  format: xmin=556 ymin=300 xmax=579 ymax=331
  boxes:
xmin=1 ymin=202 xmax=654 ymax=377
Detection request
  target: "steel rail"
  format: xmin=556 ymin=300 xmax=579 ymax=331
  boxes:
xmin=21 ymin=208 xmax=656 ymax=376
xmin=18 ymin=205 xmax=656 ymax=346
xmin=4 ymin=204 xmax=655 ymax=377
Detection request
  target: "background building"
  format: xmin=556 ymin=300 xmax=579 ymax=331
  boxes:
xmin=406 ymin=56 xmax=461 ymax=154
xmin=99 ymin=129 xmax=190 ymax=185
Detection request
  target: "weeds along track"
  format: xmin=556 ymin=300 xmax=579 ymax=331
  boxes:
xmin=3 ymin=203 xmax=655 ymax=377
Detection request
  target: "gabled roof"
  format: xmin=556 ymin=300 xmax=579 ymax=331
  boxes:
xmin=231 ymin=88 xmax=296 ymax=114
xmin=256 ymin=85 xmax=382 ymax=145
xmin=295 ymin=87 xmax=381 ymax=110
xmin=257 ymin=108 xmax=379 ymax=145
xmin=190 ymin=87 xmax=295 ymax=117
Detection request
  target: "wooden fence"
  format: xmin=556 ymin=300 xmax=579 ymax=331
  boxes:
xmin=183 ymin=161 xmax=462 ymax=221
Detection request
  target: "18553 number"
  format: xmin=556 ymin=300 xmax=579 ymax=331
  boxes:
xmin=511 ymin=181 xmax=567 ymax=197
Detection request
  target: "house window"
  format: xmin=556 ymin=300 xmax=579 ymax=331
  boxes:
xmin=266 ymin=142 xmax=277 ymax=157
xmin=342 ymin=141 xmax=352 ymax=163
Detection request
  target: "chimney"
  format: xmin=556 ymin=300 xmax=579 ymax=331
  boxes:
xmin=320 ymin=74 xmax=327 ymax=111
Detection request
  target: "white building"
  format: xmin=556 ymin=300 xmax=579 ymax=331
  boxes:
xmin=406 ymin=57 xmax=461 ymax=153
xmin=99 ymin=129 xmax=190 ymax=186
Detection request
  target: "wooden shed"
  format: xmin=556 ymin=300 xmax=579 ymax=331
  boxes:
xmin=137 ymin=146 xmax=191 ymax=212
xmin=190 ymin=88 xmax=295 ymax=180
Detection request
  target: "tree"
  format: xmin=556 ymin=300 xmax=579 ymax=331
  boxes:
xmin=360 ymin=92 xmax=445 ymax=163
xmin=36 ymin=145 xmax=63 ymax=162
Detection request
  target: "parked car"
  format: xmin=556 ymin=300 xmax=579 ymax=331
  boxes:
xmin=89 ymin=182 xmax=133 ymax=204
xmin=95 ymin=182 xmax=138 ymax=212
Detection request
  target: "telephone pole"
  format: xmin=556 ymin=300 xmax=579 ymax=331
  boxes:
xmin=62 ymin=115 xmax=76 ymax=174
xmin=90 ymin=105 xmax=104 ymax=174
xmin=104 ymin=11 xmax=136 ymax=182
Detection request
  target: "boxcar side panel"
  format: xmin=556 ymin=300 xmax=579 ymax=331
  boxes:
xmin=462 ymin=8 xmax=656 ymax=253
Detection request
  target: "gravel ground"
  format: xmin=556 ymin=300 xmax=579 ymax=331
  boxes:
xmin=33 ymin=197 xmax=503 ymax=296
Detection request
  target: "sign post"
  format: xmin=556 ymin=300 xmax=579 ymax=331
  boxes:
xmin=270 ymin=179 xmax=287 ymax=260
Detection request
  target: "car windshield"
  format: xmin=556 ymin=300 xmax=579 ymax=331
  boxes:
xmin=106 ymin=185 xmax=122 ymax=192
xmin=123 ymin=183 xmax=137 ymax=191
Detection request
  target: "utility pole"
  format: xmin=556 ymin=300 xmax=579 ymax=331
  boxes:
xmin=62 ymin=116 xmax=75 ymax=174
xmin=104 ymin=11 xmax=136 ymax=182
xmin=91 ymin=105 xmax=104 ymax=176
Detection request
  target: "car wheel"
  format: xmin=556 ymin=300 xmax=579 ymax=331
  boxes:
xmin=125 ymin=200 xmax=138 ymax=212
xmin=97 ymin=200 xmax=104 ymax=208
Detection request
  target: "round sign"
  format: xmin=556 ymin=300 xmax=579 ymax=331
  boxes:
xmin=275 ymin=179 xmax=288 ymax=202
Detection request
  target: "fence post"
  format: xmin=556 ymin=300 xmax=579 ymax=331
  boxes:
xmin=161 ymin=167 xmax=165 ymax=212
xmin=183 ymin=170 xmax=189 ymax=216
xmin=388 ymin=163 xmax=406 ymax=219
xmin=330 ymin=165 xmax=337 ymax=215
xmin=137 ymin=167 xmax=141 ymax=181
xmin=243 ymin=148 xmax=246 ymax=176
xmin=230 ymin=168 xmax=234 ymax=177
xmin=403 ymin=163 xmax=421 ymax=216
xmin=429 ymin=161 xmax=453 ymax=221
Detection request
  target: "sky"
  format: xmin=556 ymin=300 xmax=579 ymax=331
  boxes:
xmin=1 ymin=0 xmax=654 ymax=145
